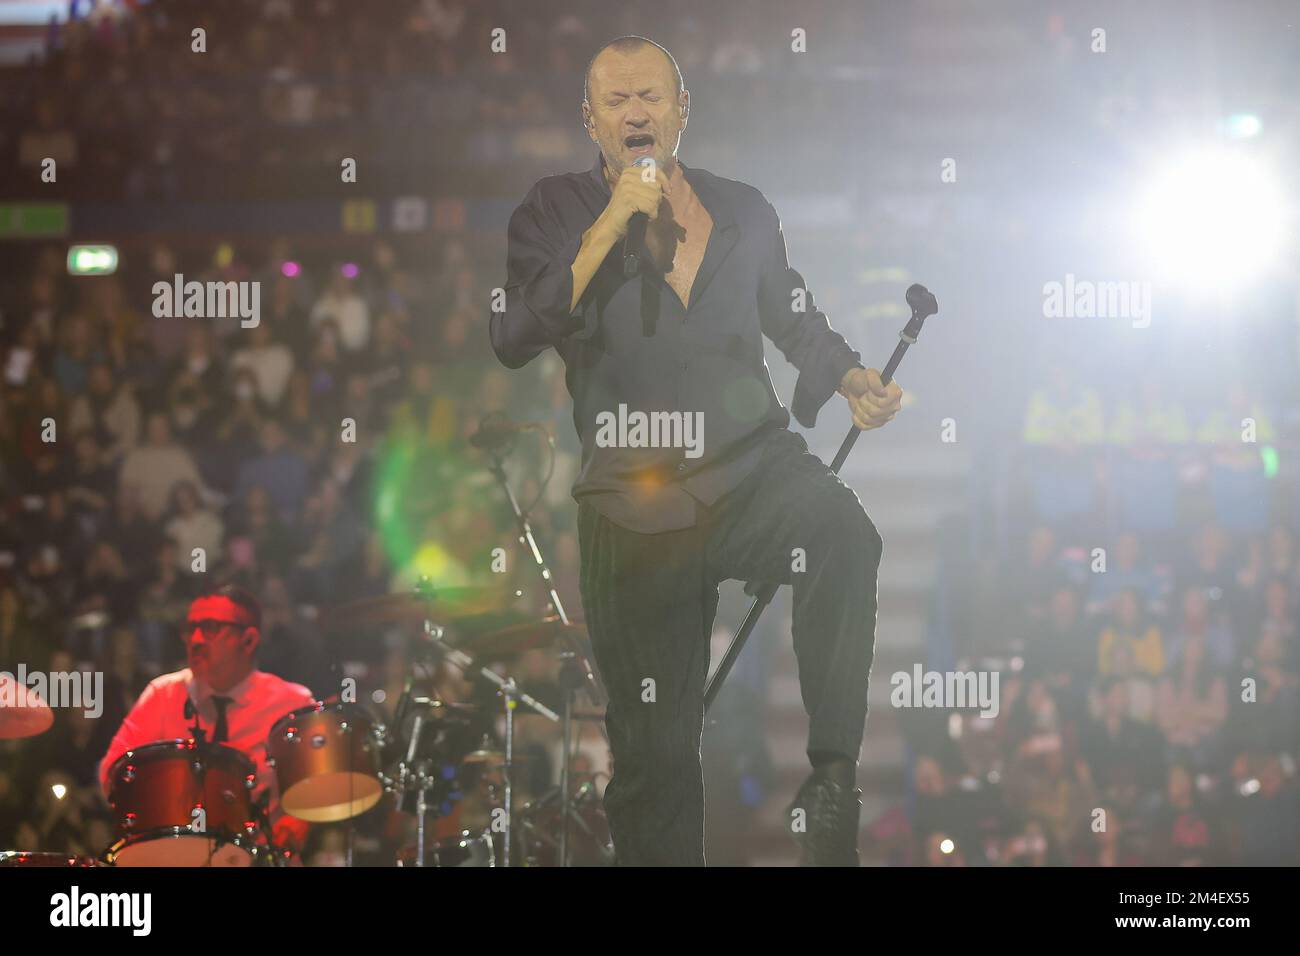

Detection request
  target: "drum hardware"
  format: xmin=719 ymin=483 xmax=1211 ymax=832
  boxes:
xmin=517 ymin=781 xmax=615 ymax=867
xmin=479 ymin=430 xmax=608 ymax=867
xmin=378 ymin=691 xmax=474 ymax=867
xmin=397 ymin=829 xmax=496 ymax=867
xmin=250 ymin=790 xmax=289 ymax=867
xmin=417 ymin=615 xmax=558 ymax=868
xmin=400 ymin=700 xmax=433 ymax=868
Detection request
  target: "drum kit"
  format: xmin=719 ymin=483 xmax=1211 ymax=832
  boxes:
xmin=0 ymin=597 xmax=612 ymax=868
xmin=1 ymin=417 xmax=612 ymax=868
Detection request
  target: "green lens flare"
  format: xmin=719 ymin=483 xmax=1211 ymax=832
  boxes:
xmin=1261 ymin=445 xmax=1278 ymax=479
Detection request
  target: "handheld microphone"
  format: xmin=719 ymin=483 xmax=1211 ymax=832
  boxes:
xmin=623 ymin=155 xmax=657 ymax=277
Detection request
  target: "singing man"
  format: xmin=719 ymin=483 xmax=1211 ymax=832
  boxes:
xmin=489 ymin=35 xmax=903 ymax=866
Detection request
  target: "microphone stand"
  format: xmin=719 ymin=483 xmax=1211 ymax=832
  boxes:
xmin=483 ymin=442 xmax=607 ymax=867
xmin=702 ymin=285 xmax=940 ymax=712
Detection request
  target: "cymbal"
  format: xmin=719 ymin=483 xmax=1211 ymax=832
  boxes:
xmin=420 ymin=700 xmax=477 ymax=723
xmin=461 ymin=748 xmax=505 ymax=767
xmin=0 ymin=674 xmax=54 ymax=740
xmin=461 ymin=749 xmax=537 ymax=768
xmin=459 ymin=616 xmax=588 ymax=660
xmin=322 ymin=586 xmax=517 ymax=631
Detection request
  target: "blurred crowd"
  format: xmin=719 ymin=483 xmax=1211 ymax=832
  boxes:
xmin=881 ymin=374 xmax=1300 ymax=866
xmin=0 ymin=233 xmax=593 ymax=863
xmin=1 ymin=0 xmax=1297 ymax=866
xmin=3 ymin=0 xmax=894 ymax=203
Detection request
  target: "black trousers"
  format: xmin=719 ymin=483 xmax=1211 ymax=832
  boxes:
xmin=577 ymin=427 xmax=883 ymax=866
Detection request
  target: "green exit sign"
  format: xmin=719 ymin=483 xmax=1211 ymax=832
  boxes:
xmin=0 ymin=203 xmax=69 ymax=237
xmin=67 ymin=245 xmax=119 ymax=275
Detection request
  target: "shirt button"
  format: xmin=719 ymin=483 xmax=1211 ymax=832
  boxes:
xmin=676 ymin=463 xmax=687 ymax=472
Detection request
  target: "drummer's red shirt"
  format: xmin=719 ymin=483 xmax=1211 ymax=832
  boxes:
xmin=99 ymin=667 xmax=315 ymax=850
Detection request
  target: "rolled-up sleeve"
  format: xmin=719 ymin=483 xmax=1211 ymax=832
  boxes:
xmin=756 ymin=201 xmax=861 ymax=428
xmin=489 ymin=186 xmax=589 ymax=369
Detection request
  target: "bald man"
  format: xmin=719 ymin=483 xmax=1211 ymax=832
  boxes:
xmin=491 ymin=35 xmax=902 ymax=866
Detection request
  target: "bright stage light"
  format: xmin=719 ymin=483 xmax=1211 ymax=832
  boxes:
xmin=1222 ymin=113 xmax=1262 ymax=139
xmin=1131 ymin=147 xmax=1289 ymax=291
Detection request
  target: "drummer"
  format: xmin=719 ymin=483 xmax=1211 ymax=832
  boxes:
xmin=98 ymin=585 xmax=316 ymax=859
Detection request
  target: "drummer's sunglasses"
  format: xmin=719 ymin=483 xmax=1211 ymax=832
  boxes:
xmin=182 ymin=619 xmax=252 ymax=640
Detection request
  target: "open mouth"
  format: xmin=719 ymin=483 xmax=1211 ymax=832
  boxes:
xmin=624 ymin=133 xmax=655 ymax=154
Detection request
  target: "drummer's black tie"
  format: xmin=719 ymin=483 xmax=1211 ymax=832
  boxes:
xmin=211 ymin=696 xmax=231 ymax=744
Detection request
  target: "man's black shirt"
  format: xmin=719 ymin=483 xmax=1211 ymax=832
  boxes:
xmin=489 ymin=152 xmax=862 ymax=533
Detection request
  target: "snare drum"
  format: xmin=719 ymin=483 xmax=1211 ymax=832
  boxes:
xmin=105 ymin=739 xmax=259 ymax=867
xmin=267 ymin=702 xmax=383 ymax=822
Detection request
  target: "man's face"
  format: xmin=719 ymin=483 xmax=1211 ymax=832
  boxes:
xmin=184 ymin=595 xmax=257 ymax=691
xmin=584 ymin=47 xmax=687 ymax=178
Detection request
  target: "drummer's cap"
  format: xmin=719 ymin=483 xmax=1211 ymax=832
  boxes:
xmin=194 ymin=583 xmax=262 ymax=631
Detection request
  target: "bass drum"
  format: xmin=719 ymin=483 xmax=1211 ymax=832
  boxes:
xmin=105 ymin=739 xmax=259 ymax=867
xmin=0 ymin=851 xmax=100 ymax=867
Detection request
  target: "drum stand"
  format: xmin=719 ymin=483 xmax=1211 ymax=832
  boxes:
xmin=251 ymin=792 xmax=288 ymax=867
xmin=422 ymin=622 xmax=558 ymax=867
xmin=382 ymin=696 xmax=446 ymax=867
xmin=484 ymin=446 xmax=607 ymax=866
xmin=186 ymin=713 xmax=224 ymax=867
xmin=519 ymin=781 xmax=615 ymax=866
xmin=185 ymin=716 xmax=286 ymax=866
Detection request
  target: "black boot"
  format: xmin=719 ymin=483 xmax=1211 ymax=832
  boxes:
xmin=786 ymin=768 xmax=862 ymax=866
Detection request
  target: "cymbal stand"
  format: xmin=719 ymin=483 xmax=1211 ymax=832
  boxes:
xmin=423 ymin=621 xmax=558 ymax=867
xmin=484 ymin=444 xmax=606 ymax=867
xmin=379 ymin=695 xmax=443 ymax=867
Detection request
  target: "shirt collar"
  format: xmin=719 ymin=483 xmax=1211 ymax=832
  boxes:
xmin=589 ymin=151 xmax=736 ymax=231
xmin=188 ymin=668 xmax=256 ymax=707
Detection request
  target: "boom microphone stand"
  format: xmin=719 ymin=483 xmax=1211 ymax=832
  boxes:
xmin=703 ymin=284 xmax=940 ymax=712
